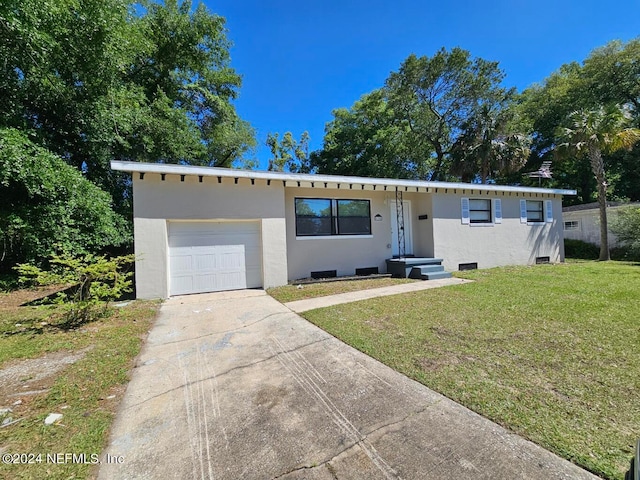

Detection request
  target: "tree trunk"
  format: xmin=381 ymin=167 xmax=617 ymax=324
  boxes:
xmin=589 ymin=143 xmax=610 ymax=261
xmin=431 ymin=142 xmax=444 ymax=181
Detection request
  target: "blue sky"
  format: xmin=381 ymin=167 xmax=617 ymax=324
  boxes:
xmin=203 ymin=0 xmax=640 ymax=169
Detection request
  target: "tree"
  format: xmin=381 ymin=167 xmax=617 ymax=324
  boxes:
xmin=310 ymin=90 xmax=420 ymax=179
xmin=556 ymin=105 xmax=640 ymax=260
xmin=16 ymin=252 xmax=135 ymax=326
xmin=385 ymin=48 xmax=514 ymax=180
xmin=519 ymin=38 xmax=640 ymax=202
xmin=0 ymin=0 xmax=255 ymax=214
xmin=450 ymin=104 xmax=531 ymax=183
xmin=0 ymin=128 xmax=129 ymax=271
xmin=582 ymin=39 xmax=640 ymax=112
xmin=266 ymin=131 xmax=311 ymax=173
xmin=312 ymin=48 xmax=522 ymax=182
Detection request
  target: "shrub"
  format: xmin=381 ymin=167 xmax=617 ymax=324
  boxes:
xmin=15 ymin=253 xmax=135 ymax=326
xmin=610 ymin=206 xmax=640 ymax=259
xmin=0 ymin=273 xmax=19 ymax=292
xmin=564 ymin=239 xmax=599 ymax=259
xmin=0 ymin=128 xmax=130 ymax=272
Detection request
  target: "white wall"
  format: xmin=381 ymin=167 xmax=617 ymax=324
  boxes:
xmin=431 ymin=193 xmax=565 ymax=271
xmin=284 ymin=188 xmax=416 ymax=281
xmin=132 ymin=174 xmax=288 ymax=298
xmin=563 ymin=208 xmax=621 ymax=247
xmin=132 ymin=171 xmax=569 ymax=296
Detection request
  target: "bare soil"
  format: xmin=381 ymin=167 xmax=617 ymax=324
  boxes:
xmin=0 ymin=348 xmax=91 ymax=425
xmin=0 ymin=285 xmax=67 ymax=309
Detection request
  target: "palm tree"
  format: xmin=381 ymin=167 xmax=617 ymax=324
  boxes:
xmin=557 ymin=105 xmax=640 ymax=260
xmin=451 ymin=104 xmax=531 ymax=183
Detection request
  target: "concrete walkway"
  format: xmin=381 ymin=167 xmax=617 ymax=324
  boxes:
xmin=99 ymin=290 xmax=598 ymax=480
xmin=285 ymin=277 xmax=471 ymax=313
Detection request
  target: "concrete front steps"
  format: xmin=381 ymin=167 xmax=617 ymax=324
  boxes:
xmin=386 ymin=257 xmax=453 ymax=281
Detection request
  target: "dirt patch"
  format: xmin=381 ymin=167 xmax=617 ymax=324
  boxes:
xmin=415 ymin=353 xmax=477 ymax=372
xmin=416 ymin=355 xmax=460 ymax=372
xmin=0 ymin=348 xmax=92 ymax=411
xmin=0 ymin=285 xmax=67 ymax=309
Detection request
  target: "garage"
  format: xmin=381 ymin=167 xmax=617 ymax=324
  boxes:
xmin=168 ymin=221 xmax=262 ymax=296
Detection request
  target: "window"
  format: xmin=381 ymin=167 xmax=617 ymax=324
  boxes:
xmin=295 ymin=198 xmax=371 ymax=236
xmin=337 ymin=199 xmax=371 ymax=234
xmin=469 ymin=199 xmax=492 ymax=223
xmin=461 ymin=197 xmax=500 ymax=225
xmin=564 ymin=220 xmax=580 ymax=231
xmin=295 ymin=198 xmax=332 ymax=236
xmin=526 ymin=200 xmax=544 ymax=223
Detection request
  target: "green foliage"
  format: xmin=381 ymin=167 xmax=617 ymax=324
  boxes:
xmin=555 ymin=105 xmax=640 ymax=260
xmin=564 ymin=239 xmax=599 ymax=259
xmin=0 ymin=0 xmax=255 ymax=214
xmin=266 ymin=131 xmax=311 ymax=172
xmin=310 ymin=89 xmax=419 ymax=179
xmin=385 ymin=48 xmax=514 ymax=181
xmin=0 ymin=273 xmax=19 ymax=292
xmin=611 ymin=206 xmax=640 ymax=258
xmin=15 ymin=253 xmax=134 ymax=326
xmin=312 ymin=48 xmax=523 ymax=182
xmin=450 ymin=104 xmax=531 ymax=183
xmin=520 ymin=38 xmax=640 ymax=203
xmin=0 ymin=128 xmax=129 ymax=270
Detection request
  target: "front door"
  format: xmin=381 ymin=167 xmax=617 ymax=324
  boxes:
xmin=390 ymin=200 xmax=412 ymax=257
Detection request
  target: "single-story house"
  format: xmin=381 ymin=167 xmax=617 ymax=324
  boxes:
xmin=562 ymin=202 xmax=639 ymax=247
xmin=111 ymin=161 xmax=576 ymax=299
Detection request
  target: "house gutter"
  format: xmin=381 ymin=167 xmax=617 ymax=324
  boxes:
xmin=111 ymin=161 xmax=577 ymax=196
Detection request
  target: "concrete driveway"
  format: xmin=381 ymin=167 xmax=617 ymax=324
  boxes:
xmin=99 ymin=290 xmax=597 ymax=480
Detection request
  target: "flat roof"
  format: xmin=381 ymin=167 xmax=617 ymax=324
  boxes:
xmin=111 ymin=161 xmax=577 ymax=196
xmin=563 ymin=201 xmax=640 ymax=212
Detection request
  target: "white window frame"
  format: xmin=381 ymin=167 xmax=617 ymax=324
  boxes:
xmin=520 ymin=199 xmax=550 ymax=225
xmin=462 ymin=197 xmax=501 ymax=226
xmin=564 ymin=220 xmax=580 ymax=231
xmin=294 ymin=197 xmax=372 ymax=238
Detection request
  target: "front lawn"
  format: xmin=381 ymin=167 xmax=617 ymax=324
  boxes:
xmin=0 ymin=288 xmax=159 ymax=480
xmin=268 ymin=277 xmax=417 ymax=303
xmin=302 ymin=261 xmax=639 ymax=480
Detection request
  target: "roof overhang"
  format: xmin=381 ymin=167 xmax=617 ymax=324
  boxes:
xmin=111 ymin=161 xmax=577 ymax=196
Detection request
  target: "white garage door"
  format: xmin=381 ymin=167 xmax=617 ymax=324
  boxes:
xmin=168 ymin=222 xmax=262 ymax=296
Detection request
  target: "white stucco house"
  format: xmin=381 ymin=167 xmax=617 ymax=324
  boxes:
xmin=562 ymin=202 xmax=639 ymax=247
xmin=111 ymin=161 xmax=576 ymax=299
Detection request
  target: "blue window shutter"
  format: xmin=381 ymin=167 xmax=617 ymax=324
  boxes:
xmin=494 ymin=199 xmax=502 ymax=224
xmin=520 ymin=200 xmax=527 ymax=224
xmin=461 ymin=197 xmax=470 ymax=224
xmin=545 ymin=200 xmax=553 ymax=223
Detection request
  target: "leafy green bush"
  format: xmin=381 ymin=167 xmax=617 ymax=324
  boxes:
xmin=0 ymin=128 xmax=130 ymax=272
xmin=15 ymin=253 xmax=135 ymax=326
xmin=0 ymin=273 xmax=19 ymax=292
xmin=564 ymin=239 xmax=599 ymax=259
xmin=610 ymin=206 xmax=640 ymax=259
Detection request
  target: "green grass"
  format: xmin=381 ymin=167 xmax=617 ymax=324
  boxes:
xmin=0 ymin=300 xmax=159 ymax=480
xmin=302 ymin=262 xmax=640 ymax=480
xmin=267 ymin=277 xmax=417 ymax=303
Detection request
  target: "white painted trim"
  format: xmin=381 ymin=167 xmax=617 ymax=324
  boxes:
xmin=545 ymin=200 xmax=553 ymax=223
xmin=112 ymin=160 xmax=576 ymax=196
xmin=494 ymin=198 xmax=502 ymax=224
xmin=295 ymin=235 xmax=374 ymax=240
xmin=390 ymin=200 xmax=413 ymax=256
xmin=460 ymin=197 xmax=470 ymax=225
